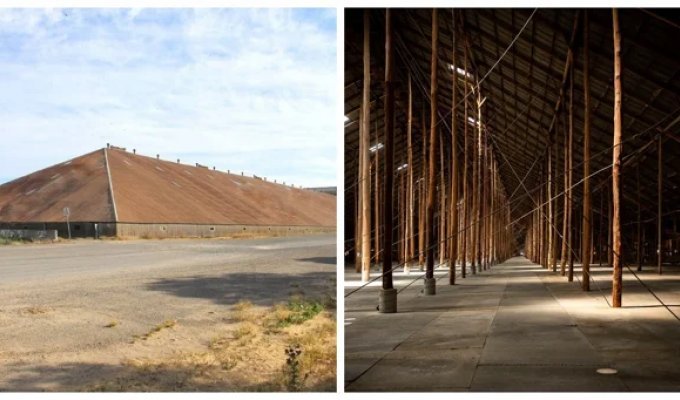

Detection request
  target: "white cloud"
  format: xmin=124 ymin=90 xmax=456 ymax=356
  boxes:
xmin=0 ymin=8 xmax=337 ymax=188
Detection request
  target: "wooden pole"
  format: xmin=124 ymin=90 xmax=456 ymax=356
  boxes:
xmin=551 ymin=145 xmax=558 ymax=271
xmin=406 ymin=74 xmax=414 ymax=272
xmin=487 ymin=142 xmax=492 ymax=268
xmin=355 ymin=188 xmax=361 ymax=273
xmin=582 ymin=10 xmax=592 ymax=290
xmin=658 ymin=135 xmax=663 ymax=275
xmin=424 ymin=8 xmax=439 ymax=293
xmin=382 ymin=8 xmax=395 ymax=292
xmin=541 ymin=164 xmax=546 ymax=268
xmin=439 ymin=134 xmax=446 ymax=265
xmin=419 ymin=107 xmax=427 ymax=269
xmin=360 ymin=9 xmax=372 ymax=282
xmin=560 ymin=106 xmax=568 ymax=276
xmin=643 ymin=224 xmax=646 ymax=267
xmin=375 ymin=120 xmax=381 ymax=265
xmin=481 ymin=129 xmax=487 ymax=270
xmin=611 ymin=7 xmax=623 ymax=307
xmin=548 ymin=131 xmax=554 ymax=271
xmin=491 ymin=158 xmax=496 ymax=266
xmin=607 ymin=191 xmax=614 ymax=267
xmin=637 ymin=165 xmax=642 ymax=271
xmin=404 ymin=169 xmax=408 ymax=262
xmin=476 ymin=86 xmax=484 ymax=271
xmin=402 ymin=170 xmax=407 ymax=263
xmin=567 ymin=60 xmax=574 ymax=282
xmin=599 ymin=191 xmax=604 ymax=266
xmin=471 ymin=86 xmax=478 ymax=275
xmin=398 ymin=171 xmax=404 ymax=263
xmin=461 ymin=43 xmax=469 ymax=278
xmin=450 ymin=14 xmax=459 ymax=284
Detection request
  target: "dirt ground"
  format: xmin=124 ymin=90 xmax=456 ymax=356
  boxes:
xmin=0 ymin=234 xmax=336 ymax=391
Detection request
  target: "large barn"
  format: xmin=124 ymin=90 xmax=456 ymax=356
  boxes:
xmin=344 ymin=8 xmax=680 ymax=391
xmin=0 ymin=147 xmax=336 ymax=238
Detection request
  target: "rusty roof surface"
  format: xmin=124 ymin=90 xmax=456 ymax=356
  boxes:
xmin=107 ymin=149 xmax=335 ymax=226
xmin=0 ymin=148 xmax=336 ymax=227
xmin=0 ymin=149 xmax=115 ymax=223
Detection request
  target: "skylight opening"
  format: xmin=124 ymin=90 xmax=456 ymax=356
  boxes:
xmin=369 ymin=143 xmax=384 ymax=152
xmin=344 ymin=115 xmax=350 ymax=123
xmin=467 ymin=116 xmax=480 ymax=127
xmin=449 ymin=64 xmax=473 ymax=79
xmin=397 ymin=163 xmax=408 ymax=171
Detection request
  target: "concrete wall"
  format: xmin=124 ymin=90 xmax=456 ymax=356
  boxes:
xmin=0 ymin=229 xmax=58 ymax=241
xmin=115 ymin=223 xmax=335 ymax=239
xmin=0 ymin=222 xmax=116 ymax=238
xmin=0 ymin=221 xmax=333 ymax=239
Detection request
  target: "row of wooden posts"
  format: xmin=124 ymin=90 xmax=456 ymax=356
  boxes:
xmin=353 ymin=9 xmax=515 ymax=313
xmin=353 ymin=9 xmax=651 ymax=311
xmin=523 ymin=9 xmax=670 ymax=308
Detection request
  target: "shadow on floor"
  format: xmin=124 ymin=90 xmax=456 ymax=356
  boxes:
xmin=145 ymin=271 xmax=334 ymax=307
xmin=0 ymin=360 xmax=334 ymax=392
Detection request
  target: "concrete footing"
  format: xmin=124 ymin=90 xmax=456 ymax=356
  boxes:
xmin=424 ymin=277 xmax=436 ymax=295
xmin=379 ymin=288 xmax=398 ymax=313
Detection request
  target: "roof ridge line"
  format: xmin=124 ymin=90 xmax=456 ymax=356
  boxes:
xmin=113 ymin=148 xmax=309 ymax=191
xmin=103 ymin=148 xmax=119 ymax=222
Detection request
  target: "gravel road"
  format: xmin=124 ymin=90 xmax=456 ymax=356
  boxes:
xmin=0 ymin=234 xmax=336 ymax=391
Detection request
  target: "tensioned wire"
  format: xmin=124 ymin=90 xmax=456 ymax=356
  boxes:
xmin=345 ymin=106 xmax=680 ymax=323
xmin=344 ymin=8 xmax=537 ymax=195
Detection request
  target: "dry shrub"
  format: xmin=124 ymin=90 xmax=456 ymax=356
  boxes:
xmin=91 ymin=296 xmax=335 ymax=392
xmin=285 ymin=312 xmax=336 ymax=390
xmin=233 ymin=321 xmax=258 ymax=344
xmin=231 ymin=300 xmax=264 ymax=323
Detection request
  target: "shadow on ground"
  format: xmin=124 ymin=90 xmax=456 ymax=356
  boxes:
xmin=145 ymin=271 xmax=334 ymax=307
xmin=0 ymin=361 xmax=335 ymax=392
xmin=296 ymin=257 xmax=337 ymax=265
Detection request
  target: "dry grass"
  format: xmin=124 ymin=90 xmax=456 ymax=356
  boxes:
xmin=223 ymin=231 xmax=274 ymax=240
xmin=230 ymin=300 xmax=263 ymax=323
xmin=21 ymin=306 xmax=52 ymax=315
xmin=0 ymin=236 xmax=30 ymax=245
xmin=132 ymin=319 xmax=177 ymax=342
xmin=90 ymin=296 xmax=335 ymax=392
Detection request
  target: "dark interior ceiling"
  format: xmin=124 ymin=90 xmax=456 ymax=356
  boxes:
xmin=344 ymin=8 xmax=680 ymax=248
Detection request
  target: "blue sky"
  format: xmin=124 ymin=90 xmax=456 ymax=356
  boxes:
xmin=0 ymin=8 xmax=336 ymax=187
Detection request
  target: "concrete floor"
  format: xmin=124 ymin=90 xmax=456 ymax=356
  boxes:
xmin=345 ymin=256 xmax=680 ymax=392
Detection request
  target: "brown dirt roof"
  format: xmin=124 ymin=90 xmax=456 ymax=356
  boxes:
xmin=0 ymin=148 xmax=335 ymax=227
xmin=0 ymin=150 xmax=115 ymax=223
